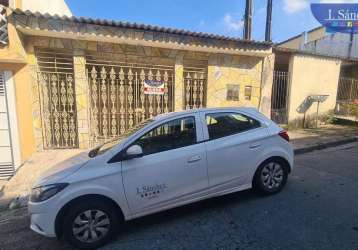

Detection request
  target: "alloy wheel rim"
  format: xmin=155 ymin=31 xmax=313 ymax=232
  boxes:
xmin=261 ymin=162 xmax=284 ymax=189
xmin=72 ymin=209 xmax=110 ymax=243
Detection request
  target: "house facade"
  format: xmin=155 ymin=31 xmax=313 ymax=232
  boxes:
xmin=0 ymin=6 xmax=274 ymax=178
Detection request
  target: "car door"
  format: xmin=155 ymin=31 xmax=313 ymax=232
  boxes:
xmin=121 ymin=115 xmax=208 ymax=215
xmin=202 ymin=111 xmax=268 ymax=191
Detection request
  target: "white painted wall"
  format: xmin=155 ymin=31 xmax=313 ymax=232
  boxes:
xmin=19 ymin=0 xmax=72 ymax=16
xmin=287 ymin=54 xmax=341 ymax=124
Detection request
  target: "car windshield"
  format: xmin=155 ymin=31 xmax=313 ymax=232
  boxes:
xmin=88 ymin=118 xmax=154 ymax=158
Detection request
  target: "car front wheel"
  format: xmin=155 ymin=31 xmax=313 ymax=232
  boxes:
xmin=63 ymin=200 xmax=120 ymax=249
xmin=253 ymin=158 xmax=288 ymax=195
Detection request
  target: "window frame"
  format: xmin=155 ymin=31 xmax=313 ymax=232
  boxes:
xmin=130 ymin=115 xmax=199 ymax=157
xmin=204 ymin=111 xmax=262 ymax=141
xmin=108 ymin=115 xmax=201 ymax=163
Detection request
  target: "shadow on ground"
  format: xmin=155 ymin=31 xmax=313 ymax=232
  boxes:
xmin=123 ymin=189 xmax=257 ymax=232
xmin=1 ymin=189 xmax=263 ymax=249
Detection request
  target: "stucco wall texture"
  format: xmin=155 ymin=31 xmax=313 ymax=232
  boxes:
xmin=287 ymin=54 xmax=341 ymax=125
xmin=207 ymin=55 xmax=263 ymax=109
xmin=17 ymin=0 xmax=72 ymax=16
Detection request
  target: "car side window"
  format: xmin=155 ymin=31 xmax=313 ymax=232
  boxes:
xmin=206 ymin=112 xmax=261 ymax=140
xmin=133 ymin=116 xmax=197 ymax=155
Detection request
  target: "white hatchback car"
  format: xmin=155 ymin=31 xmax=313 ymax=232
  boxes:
xmin=29 ymin=107 xmax=293 ymax=249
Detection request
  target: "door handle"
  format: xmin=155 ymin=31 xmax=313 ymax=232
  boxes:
xmin=249 ymin=143 xmax=261 ymax=149
xmin=187 ymin=155 xmax=202 ymax=163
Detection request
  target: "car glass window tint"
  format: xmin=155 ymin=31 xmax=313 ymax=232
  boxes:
xmin=206 ymin=112 xmax=261 ymax=140
xmin=135 ymin=116 xmax=196 ymax=155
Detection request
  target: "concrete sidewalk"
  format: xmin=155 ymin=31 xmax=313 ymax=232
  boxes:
xmin=0 ymin=149 xmax=85 ymax=211
xmin=0 ymin=124 xmax=357 ymax=212
xmin=289 ymin=124 xmax=358 ymax=153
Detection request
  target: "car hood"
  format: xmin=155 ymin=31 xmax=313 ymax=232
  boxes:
xmin=33 ymin=151 xmax=91 ymax=187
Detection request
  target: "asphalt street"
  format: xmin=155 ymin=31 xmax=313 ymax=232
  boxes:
xmin=1 ymin=142 xmax=358 ymax=250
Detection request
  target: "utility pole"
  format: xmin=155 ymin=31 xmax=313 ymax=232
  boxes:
xmin=265 ymin=0 xmax=273 ymax=42
xmin=244 ymin=0 xmax=252 ymax=40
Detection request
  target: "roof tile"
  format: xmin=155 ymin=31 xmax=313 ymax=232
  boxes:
xmin=12 ymin=8 xmax=272 ymax=47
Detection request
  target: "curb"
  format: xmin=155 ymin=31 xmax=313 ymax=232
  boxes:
xmin=294 ymin=137 xmax=358 ymax=155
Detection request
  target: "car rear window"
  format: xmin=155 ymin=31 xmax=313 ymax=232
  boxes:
xmin=206 ymin=112 xmax=261 ymax=140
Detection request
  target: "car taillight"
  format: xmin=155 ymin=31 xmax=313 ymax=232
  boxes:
xmin=278 ymin=130 xmax=289 ymax=142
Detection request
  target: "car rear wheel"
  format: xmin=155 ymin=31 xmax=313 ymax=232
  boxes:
xmin=63 ymin=200 xmax=120 ymax=249
xmin=253 ymin=158 xmax=288 ymax=195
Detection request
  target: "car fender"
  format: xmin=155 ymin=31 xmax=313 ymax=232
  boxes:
xmin=247 ymin=143 xmax=294 ymax=182
xmin=49 ymin=179 xmax=131 ymax=224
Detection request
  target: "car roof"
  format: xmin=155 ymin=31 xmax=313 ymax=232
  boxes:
xmin=153 ymin=107 xmax=262 ymax=121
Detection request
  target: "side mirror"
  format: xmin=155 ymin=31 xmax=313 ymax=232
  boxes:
xmin=125 ymin=145 xmax=143 ymax=160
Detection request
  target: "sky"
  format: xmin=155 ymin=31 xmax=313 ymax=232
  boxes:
xmin=65 ymin=0 xmax=358 ymax=43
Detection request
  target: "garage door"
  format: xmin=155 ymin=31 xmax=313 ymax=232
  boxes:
xmin=0 ymin=72 xmax=14 ymax=179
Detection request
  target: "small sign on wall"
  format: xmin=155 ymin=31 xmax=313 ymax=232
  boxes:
xmin=144 ymin=80 xmax=165 ymax=95
xmin=214 ymin=66 xmax=222 ymax=80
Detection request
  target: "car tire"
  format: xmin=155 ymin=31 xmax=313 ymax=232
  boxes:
xmin=253 ymin=158 xmax=288 ymax=195
xmin=62 ymin=199 xmax=120 ymax=249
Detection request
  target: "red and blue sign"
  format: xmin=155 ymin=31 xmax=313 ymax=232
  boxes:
xmin=144 ymin=80 xmax=165 ymax=95
xmin=311 ymin=3 xmax=358 ymax=34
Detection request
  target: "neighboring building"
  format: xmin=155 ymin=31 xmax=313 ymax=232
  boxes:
xmin=0 ymin=0 xmax=71 ymax=179
xmin=278 ymin=26 xmax=326 ymax=51
xmin=274 ymin=26 xmax=358 ymax=127
xmin=273 ymin=47 xmax=344 ymax=126
xmin=0 ymin=5 xmax=274 ymax=178
xmin=278 ymin=26 xmax=358 ymax=60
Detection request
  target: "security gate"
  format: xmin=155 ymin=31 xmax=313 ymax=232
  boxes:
xmin=271 ymin=71 xmax=289 ymax=124
xmin=86 ymin=61 xmax=174 ymax=145
xmin=183 ymin=67 xmax=207 ymax=109
xmin=37 ymin=50 xmax=78 ymax=149
xmin=337 ymin=77 xmax=358 ymax=102
xmin=335 ymin=77 xmax=358 ymax=116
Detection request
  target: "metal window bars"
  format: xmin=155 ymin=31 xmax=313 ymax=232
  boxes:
xmin=183 ymin=67 xmax=207 ymax=109
xmin=86 ymin=60 xmax=175 ymax=146
xmin=271 ymin=71 xmax=289 ymax=124
xmin=36 ymin=49 xmax=78 ymax=149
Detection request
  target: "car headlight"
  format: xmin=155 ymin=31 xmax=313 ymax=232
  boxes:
xmin=30 ymin=183 xmax=69 ymax=202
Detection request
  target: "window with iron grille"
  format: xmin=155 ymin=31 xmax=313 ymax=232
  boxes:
xmin=226 ymin=84 xmax=240 ymax=101
xmin=36 ymin=49 xmax=78 ymax=149
xmin=183 ymin=67 xmax=207 ymax=109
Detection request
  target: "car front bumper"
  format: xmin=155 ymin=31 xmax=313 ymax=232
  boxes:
xmin=28 ymin=201 xmax=57 ymax=237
